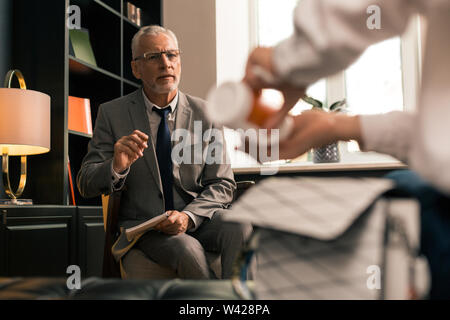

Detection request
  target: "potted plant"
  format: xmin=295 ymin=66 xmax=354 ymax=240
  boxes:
xmin=302 ymin=96 xmax=347 ymax=163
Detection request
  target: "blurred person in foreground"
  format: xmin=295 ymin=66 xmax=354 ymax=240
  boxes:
xmin=244 ymin=0 xmax=450 ymax=299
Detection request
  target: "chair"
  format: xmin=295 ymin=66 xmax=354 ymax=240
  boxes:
xmin=102 ymin=180 xmax=255 ymax=279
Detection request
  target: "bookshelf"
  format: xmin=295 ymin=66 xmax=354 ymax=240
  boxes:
xmin=11 ymin=0 xmax=162 ymax=205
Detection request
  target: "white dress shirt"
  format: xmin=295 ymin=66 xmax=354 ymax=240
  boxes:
xmin=112 ymin=89 xmax=204 ymax=231
xmin=273 ymin=0 xmax=450 ymax=194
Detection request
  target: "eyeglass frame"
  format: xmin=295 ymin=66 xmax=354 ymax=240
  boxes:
xmin=133 ymin=50 xmax=182 ymax=63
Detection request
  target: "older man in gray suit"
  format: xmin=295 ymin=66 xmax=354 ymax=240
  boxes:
xmin=77 ymin=25 xmax=252 ymax=279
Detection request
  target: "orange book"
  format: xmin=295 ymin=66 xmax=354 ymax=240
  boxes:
xmin=68 ymin=96 xmax=93 ymax=135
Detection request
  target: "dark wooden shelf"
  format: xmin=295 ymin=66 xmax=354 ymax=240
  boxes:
xmin=69 ymin=55 xmax=123 ymax=83
xmin=69 ymin=55 xmax=140 ymax=90
xmin=123 ymin=15 xmax=140 ymax=29
xmin=11 ymin=0 xmax=161 ymax=206
xmin=93 ymin=0 xmax=121 ymax=18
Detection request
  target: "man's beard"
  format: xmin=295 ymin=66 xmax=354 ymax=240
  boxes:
xmin=148 ymin=77 xmax=180 ymax=94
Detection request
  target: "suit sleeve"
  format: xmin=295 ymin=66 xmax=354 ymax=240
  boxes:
xmin=77 ymin=104 xmax=116 ymax=198
xmin=182 ymin=124 xmax=236 ymax=219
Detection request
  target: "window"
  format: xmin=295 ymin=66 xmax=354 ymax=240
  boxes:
xmin=345 ymin=37 xmax=404 ymax=152
xmin=256 ymin=0 xmax=326 ymax=117
xmin=345 ymin=38 xmax=404 ymax=116
xmin=225 ymin=0 xmax=420 ymax=167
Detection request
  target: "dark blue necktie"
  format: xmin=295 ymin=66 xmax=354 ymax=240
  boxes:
xmin=153 ymin=106 xmax=174 ymax=211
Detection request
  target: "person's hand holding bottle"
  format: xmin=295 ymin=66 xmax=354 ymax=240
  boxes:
xmin=243 ymin=47 xmax=363 ymax=160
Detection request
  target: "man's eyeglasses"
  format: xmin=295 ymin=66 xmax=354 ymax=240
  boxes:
xmin=133 ymin=50 xmax=181 ymax=63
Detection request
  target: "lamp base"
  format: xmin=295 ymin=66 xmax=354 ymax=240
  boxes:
xmin=0 ymin=198 xmax=33 ymax=205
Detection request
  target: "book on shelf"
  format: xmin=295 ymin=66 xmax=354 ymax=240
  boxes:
xmin=125 ymin=213 xmax=169 ymax=241
xmin=126 ymin=2 xmax=142 ymax=26
xmin=67 ymin=159 xmax=76 ymax=206
xmin=69 ymin=28 xmax=97 ymax=67
xmin=68 ymin=96 xmax=93 ymax=135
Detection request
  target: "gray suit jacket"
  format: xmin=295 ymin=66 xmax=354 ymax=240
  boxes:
xmin=77 ymin=89 xmax=236 ymax=229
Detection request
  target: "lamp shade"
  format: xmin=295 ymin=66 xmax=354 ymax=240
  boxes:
xmin=0 ymin=88 xmax=50 ymax=156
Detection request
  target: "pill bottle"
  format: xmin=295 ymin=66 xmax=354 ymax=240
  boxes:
xmin=206 ymin=81 xmax=293 ymax=141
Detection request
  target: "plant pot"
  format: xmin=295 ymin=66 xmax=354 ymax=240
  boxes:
xmin=313 ymin=142 xmax=340 ymax=163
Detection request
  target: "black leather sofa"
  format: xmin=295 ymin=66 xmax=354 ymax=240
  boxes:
xmin=0 ymin=277 xmax=254 ymax=300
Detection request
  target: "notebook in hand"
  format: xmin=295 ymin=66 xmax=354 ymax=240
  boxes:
xmin=125 ymin=213 xmax=169 ymax=241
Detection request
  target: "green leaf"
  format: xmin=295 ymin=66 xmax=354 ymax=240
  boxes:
xmin=302 ymin=96 xmax=323 ymax=109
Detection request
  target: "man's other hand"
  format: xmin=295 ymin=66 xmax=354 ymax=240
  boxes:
xmin=113 ymin=130 xmax=149 ymax=173
xmin=154 ymin=211 xmax=193 ymax=235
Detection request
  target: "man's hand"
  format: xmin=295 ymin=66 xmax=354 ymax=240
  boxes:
xmin=113 ymin=130 xmax=148 ymax=173
xmin=154 ymin=211 xmax=193 ymax=235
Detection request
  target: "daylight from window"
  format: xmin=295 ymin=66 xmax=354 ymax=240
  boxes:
xmin=228 ymin=0 xmax=405 ymax=166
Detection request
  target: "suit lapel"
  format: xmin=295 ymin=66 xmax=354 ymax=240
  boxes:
xmin=173 ymin=92 xmax=192 ymax=186
xmin=174 ymin=92 xmax=192 ymax=137
xmin=127 ymin=89 xmax=163 ymax=193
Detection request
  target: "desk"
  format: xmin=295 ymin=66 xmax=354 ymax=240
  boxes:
xmin=233 ymin=151 xmax=406 ymax=175
xmin=233 ymin=153 xmax=407 ymax=185
xmin=233 ymin=161 xmax=406 ymax=175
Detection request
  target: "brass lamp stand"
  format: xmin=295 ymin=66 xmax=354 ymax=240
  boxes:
xmin=2 ymin=151 xmax=28 ymax=204
xmin=2 ymin=70 xmax=28 ymax=204
xmin=0 ymin=70 xmax=51 ymax=205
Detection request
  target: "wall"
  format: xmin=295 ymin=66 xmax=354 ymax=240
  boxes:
xmin=163 ymin=0 xmax=217 ymax=99
xmin=0 ymin=0 xmax=11 ymax=77
xmin=163 ymin=0 xmax=252 ymax=99
xmin=215 ymin=0 xmax=251 ymax=85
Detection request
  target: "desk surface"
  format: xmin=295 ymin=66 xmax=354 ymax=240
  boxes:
xmin=232 ymin=152 xmax=407 ymax=175
xmin=233 ymin=161 xmax=406 ymax=175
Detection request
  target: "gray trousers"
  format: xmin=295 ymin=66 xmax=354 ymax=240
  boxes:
xmin=135 ymin=209 xmax=253 ymax=279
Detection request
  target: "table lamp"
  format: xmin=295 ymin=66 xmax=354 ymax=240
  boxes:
xmin=0 ymin=69 xmax=51 ymax=205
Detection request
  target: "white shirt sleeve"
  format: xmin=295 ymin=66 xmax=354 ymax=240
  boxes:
xmin=183 ymin=210 xmax=204 ymax=232
xmin=359 ymin=111 xmax=415 ymax=163
xmin=111 ymin=162 xmax=130 ymax=191
xmin=273 ymin=0 xmax=424 ymax=87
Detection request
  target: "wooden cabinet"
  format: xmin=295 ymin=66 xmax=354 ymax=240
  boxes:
xmin=77 ymin=206 xmax=105 ymax=277
xmin=0 ymin=206 xmax=77 ymax=277
xmin=10 ymin=0 xmax=162 ymax=206
xmin=0 ymin=206 xmax=104 ymax=278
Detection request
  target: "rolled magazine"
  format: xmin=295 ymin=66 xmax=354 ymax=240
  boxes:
xmin=125 ymin=212 xmax=169 ymax=241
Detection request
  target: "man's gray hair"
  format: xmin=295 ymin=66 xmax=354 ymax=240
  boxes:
xmin=131 ymin=25 xmax=179 ymax=59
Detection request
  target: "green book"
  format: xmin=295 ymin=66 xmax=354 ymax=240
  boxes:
xmin=69 ymin=28 xmax=97 ymax=67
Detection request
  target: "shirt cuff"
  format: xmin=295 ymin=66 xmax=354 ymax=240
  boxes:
xmin=183 ymin=211 xmax=204 ymax=232
xmin=111 ymin=162 xmax=130 ymax=191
